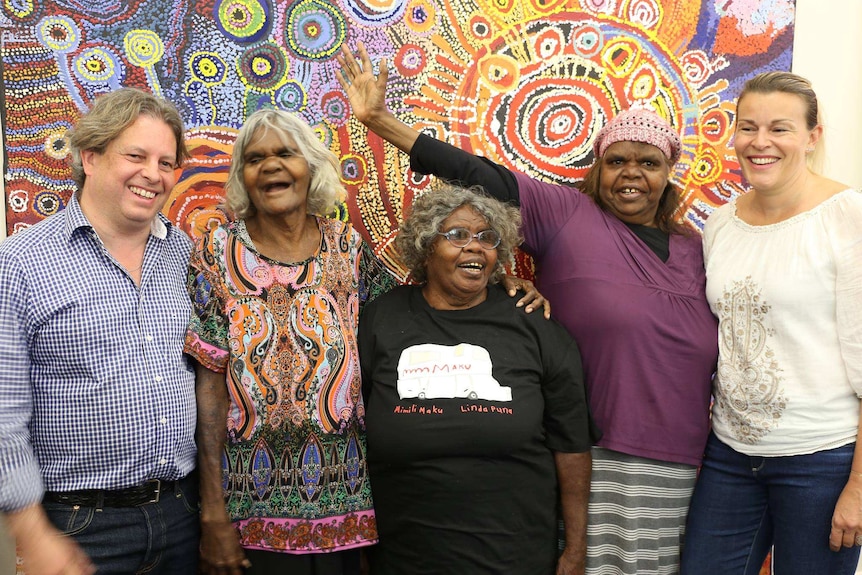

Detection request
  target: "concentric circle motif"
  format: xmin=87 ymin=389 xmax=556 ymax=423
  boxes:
xmin=533 ymin=27 xmax=564 ymax=60
xmin=311 ymin=122 xmax=333 ymax=148
xmin=626 ymin=0 xmax=661 ymax=30
xmin=394 ymin=44 xmax=426 ymax=78
xmin=404 ymin=0 xmax=434 ymax=34
xmin=601 ymin=37 xmax=639 ymax=77
xmin=190 ymin=51 xmax=228 ymax=85
xmin=44 ymin=131 xmax=70 ymax=160
xmin=277 ymin=80 xmax=307 ymax=112
xmin=340 ymin=154 xmax=367 ymax=185
xmin=699 ymin=108 xmax=731 ymax=145
xmin=691 ymin=145 xmax=722 ymax=184
xmin=215 ymin=0 xmax=271 ymax=44
xmin=284 ymin=0 xmax=346 ymax=61
xmin=73 ymin=45 xmax=122 ymax=83
xmin=36 ymin=15 xmax=80 ymax=52
xmin=124 ymin=30 xmax=164 ymax=68
xmin=572 ymin=22 xmax=602 ymax=58
xmin=8 ymin=189 xmax=28 ymax=213
xmin=477 ymin=54 xmax=520 ymax=92
xmin=681 ymin=50 xmax=710 ymax=86
xmin=408 ymin=170 xmax=431 ymax=188
xmin=342 ymin=0 xmax=406 ymax=26
xmin=237 ymin=42 xmax=288 ymax=92
xmin=487 ymin=76 xmax=610 ymax=176
xmin=468 ymin=14 xmax=492 ymax=41
xmin=320 ymin=90 xmax=349 ymax=127
xmin=34 ymin=191 xmax=63 ymax=217
xmin=451 ymin=16 xmax=696 ymax=185
xmin=627 ymin=63 xmax=659 ymax=101
xmin=3 ymin=0 xmax=37 ymax=23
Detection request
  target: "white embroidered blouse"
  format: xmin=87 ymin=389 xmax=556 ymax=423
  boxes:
xmin=703 ymin=188 xmax=862 ymax=456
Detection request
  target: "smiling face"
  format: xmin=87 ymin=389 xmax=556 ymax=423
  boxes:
xmin=79 ymin=114 xmax=178 ymax=235
xmin=422 ymin=206 xmax=499 ymax=310
xmin=242 ymin=127 xmax=312 ymax=221
xmin=733 ymin=91 xmax=820 ymax=194
xmin=597 ymin=141 xmax=670 ymax=227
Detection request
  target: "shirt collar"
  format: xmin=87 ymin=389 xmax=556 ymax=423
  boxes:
xmin=63 ymin=192 xmax=170 ymax=241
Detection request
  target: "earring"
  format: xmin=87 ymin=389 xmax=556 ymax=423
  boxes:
xmin=805 ymin=147 xmax=814 ymax=153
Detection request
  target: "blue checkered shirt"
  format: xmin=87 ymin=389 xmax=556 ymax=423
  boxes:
xmin=0 ymin=194 xmax=197 ymax=512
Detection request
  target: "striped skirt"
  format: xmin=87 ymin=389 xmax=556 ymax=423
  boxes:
xmin=560 ymin=447 xmax=697 ymax=575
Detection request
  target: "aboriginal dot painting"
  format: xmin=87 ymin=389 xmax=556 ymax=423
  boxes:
xmin=3 ymin=4 xmax=796 ymax=572
xmin=0 ymin=0 xmax=795 ymax=282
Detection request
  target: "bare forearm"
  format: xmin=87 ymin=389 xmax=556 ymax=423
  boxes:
xmin=363 ymin=109 xmax=420 ymax=155
xmin=194 ymin=362 xmax=230 ymax=521
xmin=555 ymin=451 xmax=591 ymax=572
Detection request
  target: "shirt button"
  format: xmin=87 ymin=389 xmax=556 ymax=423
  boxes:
xmin=160 ymin=417 xmax=167 ymax=425
xmin=145 ymin=335 xmax=154 ymax=342
xmin=154 ymin=375 xmax=163 ymax=382
xmin=159 ymin=458 xmax=167 ymax=465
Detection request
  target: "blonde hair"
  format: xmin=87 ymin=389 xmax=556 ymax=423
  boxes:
xmin=68 ymin=88 xmax=188 ymax=188
xmin=738 ymin=71 xmax=825 ymax=172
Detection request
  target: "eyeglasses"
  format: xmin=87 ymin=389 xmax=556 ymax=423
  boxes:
xmin=437 ymin=227 xmax=501 ymax=250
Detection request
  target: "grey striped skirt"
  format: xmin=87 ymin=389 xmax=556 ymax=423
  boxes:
xmin=559 ymin=447 xmax=697 ymax=575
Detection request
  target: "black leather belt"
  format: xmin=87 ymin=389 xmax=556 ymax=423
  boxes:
xmin=43 ymin=479 xmax=178 ymax=508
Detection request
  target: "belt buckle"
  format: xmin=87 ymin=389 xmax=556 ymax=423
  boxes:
xmin=145 ymin=479 xmax=162 ymax=504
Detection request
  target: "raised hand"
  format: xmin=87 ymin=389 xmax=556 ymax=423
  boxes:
xmin=337 ymin=42 xmax=390 ymax=126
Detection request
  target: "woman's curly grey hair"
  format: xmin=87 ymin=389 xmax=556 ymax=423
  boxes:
xmin=396 ymin=182 xmax=522 ymax=284
xmin=226 ymin=109 xmax=345 ymax=218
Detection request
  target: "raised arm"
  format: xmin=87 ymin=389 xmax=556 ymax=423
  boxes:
xmin=336 ymin=43 xmax=418 ymax=154
xmin=338 ymin=42 xmax=520 ymax=204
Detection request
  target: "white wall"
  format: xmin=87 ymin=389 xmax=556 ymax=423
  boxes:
xmin=795 ymin=9 xmax=862 ymax=575
xmin=793 ymin=0 xmax=862 ymax=188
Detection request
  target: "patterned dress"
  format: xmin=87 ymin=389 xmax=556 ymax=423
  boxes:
xmin=185 ymin=217 xmax=396 ymax=554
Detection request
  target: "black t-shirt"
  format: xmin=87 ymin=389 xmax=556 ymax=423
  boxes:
xmin=359 ymin=284 xmax=598 ymax=575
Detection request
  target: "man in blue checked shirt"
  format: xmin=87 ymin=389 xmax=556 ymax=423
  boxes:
xmin=0 ymin=88 xmax=199 ymax=574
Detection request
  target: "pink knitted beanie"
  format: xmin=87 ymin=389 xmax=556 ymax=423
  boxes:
xmin=593 ymin=108 xmax=681 ymax=165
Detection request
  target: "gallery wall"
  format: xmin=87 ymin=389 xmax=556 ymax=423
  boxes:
xmin=791 ymin=0 xmax=862 ymax=190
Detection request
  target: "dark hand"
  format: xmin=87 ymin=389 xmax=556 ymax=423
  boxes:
xmin=337 ymin=42 xmax=390 ymax=126
xmin=199 ymin=518 xmax=251 ymax=575
xmin=501 ymin=274 xmax=551 ymax=318
xmin=556 ymin=548 xmax=586 ymax=575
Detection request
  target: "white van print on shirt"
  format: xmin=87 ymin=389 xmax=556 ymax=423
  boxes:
xmin=397 ymin=343 xmax=512 ymax=402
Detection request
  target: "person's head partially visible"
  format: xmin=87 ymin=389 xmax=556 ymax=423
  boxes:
xmin=580 ymin=107 xmax=684 ymax=233
xmin=396 ymin=183 xmax=522 ymax=310
xmin=226 ymin=108 xmax=345 ymax=221
xmin=68 ymin=88 xmax=188 ymax=232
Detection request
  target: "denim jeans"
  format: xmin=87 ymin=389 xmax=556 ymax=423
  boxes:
xmin=43 ymin=475 xmax=200 ymax=574
xmin=680 ymin=432 xmax=860 ymax=575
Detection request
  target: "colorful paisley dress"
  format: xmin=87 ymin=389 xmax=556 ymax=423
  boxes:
xmin=185 ymin=217 xmax=396 ymax=553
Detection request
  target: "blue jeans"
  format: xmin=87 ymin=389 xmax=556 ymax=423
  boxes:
xmin=681 ymin=433 xmax=860 ymax=575
xmin=43 ymin=475 xmax=200 ymax=574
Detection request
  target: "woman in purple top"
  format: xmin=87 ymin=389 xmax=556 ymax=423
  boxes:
xmin=339 ymin=43 xmax=718 ymax=574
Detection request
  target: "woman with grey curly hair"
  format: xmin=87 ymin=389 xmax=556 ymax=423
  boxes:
xmin=358 ymin=183 xmax=599 ymax=574
xmin=396 ymin=183 xmax=522 ymax=284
